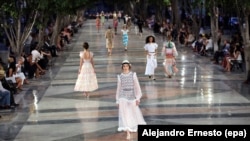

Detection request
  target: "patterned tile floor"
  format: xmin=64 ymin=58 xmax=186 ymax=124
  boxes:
xmin=0 ymin=19 xmax=249 ymax=141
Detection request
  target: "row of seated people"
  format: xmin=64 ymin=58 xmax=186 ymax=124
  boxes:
xmin=191 ymin=34 xmax=213 ymax=56
xmin=212 ymin=41 xmax=244 ymax=72
xmin=0 ymin=19 xmax=84 ymax=111
xmin=0 ymin=42 xmax=54 ymax=110
xmin=56 ymin=21 xmax=81 ymax=51
xmin=43 ymin=19 xmax=82 ymax=52
xmin=0 ymin=39 xmax=60 ymax=110
xmin=24 ymin=43 xmax=53 ymax=79
xmin=216 ymin=41 xmax=244 ymax=72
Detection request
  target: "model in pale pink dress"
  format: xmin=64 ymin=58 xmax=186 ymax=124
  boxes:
xmin=116 ymin=60 xmax=146 ymax=140
xmin=74 ymin=42 xmax=98 ymax=97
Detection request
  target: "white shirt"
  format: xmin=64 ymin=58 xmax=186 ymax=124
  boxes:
xmin=144 ymin=43 xmax=158 ymax=53
xmin=31 ymin=49 xmax=43 ymax=63
xmin=205 ymin=39 xmax=213 ymax=50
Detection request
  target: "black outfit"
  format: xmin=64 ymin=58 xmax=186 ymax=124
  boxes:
xmin=179 ymin=30 xmax=186 ymax=45
xmin=44 ymin=42 xmax=57 ymax=57
xmin=6 ymin=56 xmax=16 ymax=77
xmin=26 ymin=54 xmax=37 ymax=79
xmin=137 ymin=19 xmax=143 ymax=33
xmin=213 ymin=51 xmax=224 ymax=64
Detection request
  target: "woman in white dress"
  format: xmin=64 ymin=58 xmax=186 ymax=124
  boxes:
xmin=14 ymin=57 xmax=29 ymax=85
xmin=144 ymin=35 xmax=158 ymax=80
xmin=74 ymin=42 xmax=98 ymax=97
xmin=116 ymin=60 xmax=146 ymax=140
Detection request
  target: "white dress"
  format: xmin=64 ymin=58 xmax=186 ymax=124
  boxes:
xmin=144 ymin=43 xmax=158 ymax=75
xmin=13 ymin=64 xmax=26 ymax=85
xmin=116 ymin=72 xmax=146 ymax=132
xmin=74 ymin=51 xmax=98 ymax=92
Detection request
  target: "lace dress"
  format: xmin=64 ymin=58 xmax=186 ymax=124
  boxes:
xmin=74 ymin=51 xmax=98 ymax=92
xmin=116 ymin=72 xmax=146 ymax=132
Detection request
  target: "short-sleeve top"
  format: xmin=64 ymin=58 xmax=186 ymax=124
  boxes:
xmin=144 ymin=43 xmax=158 ymax=53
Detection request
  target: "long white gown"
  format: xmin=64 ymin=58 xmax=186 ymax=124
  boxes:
xmin=144 ymin=43 xmax=158 ymax=75
xmin=74 ymin=51 xmax=98 ymax=92
xmin=116 ymin=72 xmax=146 ymax=132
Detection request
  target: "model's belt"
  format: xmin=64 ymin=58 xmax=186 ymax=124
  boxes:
xmin=166 ymin=54 xmax=174 ymax=58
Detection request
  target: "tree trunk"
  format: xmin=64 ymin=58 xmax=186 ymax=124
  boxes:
xmin=3 ymin=10 xmax=37 ymax=56
xmin=50 ymin=14 xmax=62 ymax=46
xmin=171 ymin=0 xmax=180 ymax=27
xmin=155 ymin=0 xmax=164 ymax=24
xmin=245 ymin=46 xmax=250 ymax=77
xmin=235 ymin=0 xmax=250 ymax=77
xmin=210 ymin=1 xmax=219 ymax=52
xmin=16 ymin=15 xmax=22 ymax=55
xmin=191 ymin=15 xmax=200 ymax=40
xmin=242 ymin=15 xmax=250 ymax=76
xmin=137 ymin=0 xmax=148 ymax=20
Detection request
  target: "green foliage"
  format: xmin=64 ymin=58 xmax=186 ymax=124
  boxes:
xmin=163 ymin=0 xmax=171 ymax=6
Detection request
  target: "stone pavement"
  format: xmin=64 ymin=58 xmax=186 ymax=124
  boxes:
xmin=0 ymin=19 xmax=250 ymax=141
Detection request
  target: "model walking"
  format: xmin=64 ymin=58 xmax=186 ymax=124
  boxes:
xmin=113 ymin=17 xmax=118 ymax=34
xmin=137 ymin=17 xmax=144 ymax=37
xmin=162 ymin=35 xmax=178 ymax=78
xmin=96 ymin=16 xmax=101 ymax=33
xmin=105 ymin=26 xmax=114 ymax=56
xmin=116 ymin=60 xmax=146 ymax=140
xmin=144 ymin=35 xmax=158 ymax=80
xmin=121 ymin=25 xmax=129 ymax=51
xmin=74 ymin=42 xmax=98 ymax=97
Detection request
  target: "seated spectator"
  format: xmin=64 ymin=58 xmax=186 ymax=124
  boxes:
xmin=0 ymin=68 xmax=10 ymax=109
xmin=185 ymin=31 xmax=195 ymax=47
xmin=56 ymin=34 xmax=64 ymax=51
xmin=38 ymin=48 xmax=51 ymax=70
xmin=224 ymin=44 xmax=243 ymax=72
xmin=178 ymin=26 xmax=187 ymax=47
xmin=5 ymin=56 xmax=23 ymax=90
xmin=27 ymin=44 xmax=46 ymax=78
xmin=211 ymin=39 xmax=230 ymax=64
xmin=44 ymin=37 xmax=58 ymax=56
xmin=200 ymin=35 xmax=213 ymax=56
xmin=192 ymin=34 xmax=204 ymax=52
xmin=0 ymin=82 xmax=11 ymax=109
xmin=0 ymin=64 xmax=18 ymax=108
xmin=14 ymin=57 xmax=29 ymax=85
xmin=61 ymin=28 xmax=71 ymax=44
xmin=77 ymin=16 xmax=83 ymax=27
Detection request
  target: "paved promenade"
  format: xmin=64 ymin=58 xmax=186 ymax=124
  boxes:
xmin=0 ymin=19 xmax=250 ymax=141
